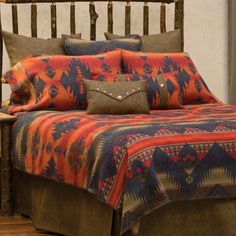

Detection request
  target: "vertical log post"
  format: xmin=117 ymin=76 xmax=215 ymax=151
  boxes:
xmin=175 ymin=0 xmax=184 ymax=50
xmin=12 ymin=3 xmax=18 ymax=34
xmin=89 ymin=1 xmax=98 ymax=41
xmin=51 ymin=2 xmax=57 ymax=38
xmin=125 ymin=1 xmax=130 ymax=35
xmin=0 ymin=7 xmax=2 ymax=108
xmin=1 ymin=124 xmax=13 ymax=215
xmin=160 ymin=3 xmax=166 ymax=33
xmin=31 ymin=2 xmax=37 ymax=37
xmin=107 ymin=1 xmax=113 ymax=33
xmin=143 ymin=1 xmax=149 ymax=35
xmin=70 ymin=1 xmax=76 ymax=35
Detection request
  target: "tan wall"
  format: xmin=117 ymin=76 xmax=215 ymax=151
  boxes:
xmin=1 ymin=0 xmax=228 ymax=102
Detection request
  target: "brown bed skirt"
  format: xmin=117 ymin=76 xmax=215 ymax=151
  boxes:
xmin=13 ymin=170 xmax=236 ymax=236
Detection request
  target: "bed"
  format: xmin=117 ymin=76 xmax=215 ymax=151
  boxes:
xmin=0 ymin=0 xmax=236 ymax=236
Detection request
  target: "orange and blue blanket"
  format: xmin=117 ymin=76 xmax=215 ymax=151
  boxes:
xmin=11 ymin=104 xmax=236 ymax=233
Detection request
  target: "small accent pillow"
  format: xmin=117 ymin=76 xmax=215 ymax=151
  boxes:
xmin=121 ymin=50 xmax=218 ymax=105
xmin=3 ymin=50 xmax=122 ymax=114
xmin=3 ymin=31 xmax=82 ymax=66
xmin=92 ymin=72 xmax=183 ymax=109
xmin=104 ymin=30 xmax=182 ymax=53
xmin=84 ymin=79 xmax=150 ymax=114
xmin=62 ymin=35 xmax=141 ymax=56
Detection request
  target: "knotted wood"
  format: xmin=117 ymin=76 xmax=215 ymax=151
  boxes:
xmin=125 ymin=1 xmax=131 ymax=35
xmin=70 ymin=1 xmax=76 ymax=34
xmin=175 ymin=0 xmax=184 ymax=50
xmin=51 ymin=2 xmax=57 ymax=38
xmin=12 ymin=4 xmax=18 ymax=34
xmin=89 ymin=1 xmax=98 ymax=40
xmin=160 ymin=3 xmax=166 ymax=33
xmin=143 ymin=2 xmax=149 ymax=35
xmin=107 ymin=1 xmax=113 ymax=33
xmin=31 ymin=2 xmax=37 ymax=37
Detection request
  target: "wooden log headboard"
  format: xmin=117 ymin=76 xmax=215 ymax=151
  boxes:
xmin=0 ymin=0 xmax=184 ymax=106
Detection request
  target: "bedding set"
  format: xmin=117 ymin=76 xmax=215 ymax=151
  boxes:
xmin=2 ymin=30 xmax=236 ymax=234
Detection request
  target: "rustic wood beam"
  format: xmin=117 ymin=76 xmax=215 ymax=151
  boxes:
xmin=143 ymin=1 xmax=149 ymax=35
xmin=51 ymin=2 xmax=57 ymax=38
xmin=107 ymin=1 xmax=113 ymax=33
xmin=31 ymin=2 xmax=37 ymax=37
xmin=125 ymin=1 xmax=131 ymax=35
xmin=12 ymin=4 xmax=18 ymax=34
xmin=0 ymin=0 xmax=176 ymax=4
xmin=0 ymin=7 xmax=2 ymax=108
xmin=160 ymin=2 xmax=166 ymax=33
xmin=89 ymin=1 xmax=98 ymax=40
xmin=175 ymin=0 xmax=184 ymax=50
xmin=70 ymin=1 xmax=76 ymax=34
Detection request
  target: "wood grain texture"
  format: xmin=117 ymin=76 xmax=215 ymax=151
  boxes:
xmin=89 ymin=2 xmax=98 ymax=40
xmin=160 ymin=3 xmax=166 ymax=33
xmin=1 ymin=124 xmax=13 ymax=216
xmin=0 ymin=214 xmax=57 ymax=235
xmin=51 ymin=3 xmax=57 ymax=38
xmin=175 ymin=0 xmax=184 ymax=50
xmin=143 ymin=2 xmax=149 ymax=35
xmin=107 ymin=1 xmax=113 ymax=33
xmin=70 ymin=1 xmax=76 ymax=34
xmin=1 ymin=0 xmax=176 ymax=3
xmin=31 ymin=3 xmax=37 ymax=37
xmin=0 ymin=7 xmax=2 ymax=108
xmin=12 ymin=4 xmax=18 ymax=34
xmin=125 ymin=1 xmax=131 ymax=35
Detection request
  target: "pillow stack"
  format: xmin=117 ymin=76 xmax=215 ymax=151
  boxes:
xmin=2 ymin=30 xmax=219 ymax=115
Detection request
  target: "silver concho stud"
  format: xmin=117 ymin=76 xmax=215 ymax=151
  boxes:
xmin=126 ymin=92 xmax=129 ymax=95
xmin=117 ymin=95 xmax=122 ymax=99
xmin=132 ymin=89 xmax=135 ymax=92
xmin=96 ymin=88 xmax=100 ymax=91
xmin=110 ymin=93 xmax=113 ymax=96
xmin=160 ymin=83 xmax=164 ymax=88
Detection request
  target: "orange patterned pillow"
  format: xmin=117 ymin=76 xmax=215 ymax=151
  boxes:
xmin=121 ymin=50 xmax=218 ymax=105
xmin=3 ymin=50 xmax=122 ymax=114
xmin=92 ymin=72 xmax=183 ymax=109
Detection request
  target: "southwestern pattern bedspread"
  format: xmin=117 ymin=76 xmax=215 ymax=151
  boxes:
xmin=11 ymin=104 xmax=236 ymax=234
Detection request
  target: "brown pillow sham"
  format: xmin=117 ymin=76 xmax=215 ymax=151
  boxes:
xmin=84 ymin=79 xmax=150 ymax=114
xmin=104 ymin=29 xmax=182 ymax=53
xmin=3 ymin=31 xmax=82 ymax=66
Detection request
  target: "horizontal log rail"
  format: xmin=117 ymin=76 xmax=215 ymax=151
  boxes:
xmin=0 ymin=0 xmax=176 ymax=3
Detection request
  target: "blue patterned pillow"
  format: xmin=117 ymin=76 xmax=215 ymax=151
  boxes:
xmin=62 ymin=35 xmax=141 ymax=56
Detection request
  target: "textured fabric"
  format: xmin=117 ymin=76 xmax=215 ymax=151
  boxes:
xmin=13 ymin=171 xmax=236 ymax=236
xmin=3 ymin=50 xmax=121 ymax=113
xmin=125 ymin=73 xmax=183 ymax=109
xmin=104 ymin=30 xmax=182 ymax=53
xmin=3 ymin=31 xmax=82 ymax=66
xmin=229 ymin=1 xmax=236 ymax=104
xmin=84 ymin=79 xmax=149 ymax=114
xmin=13 ymin=170 xmax=236 ymax=236
xmin=63 ymin=35 xmax=141 ymax=56
xmin=92 ymin=72 xmax=183 ymax=109
xmin=10 ymin=103 xmax=236 ymax=233
xmin=121 ymin=50 xmax=219 ymax=105
xmin=13 ymin=170 xmax=113 ymax=236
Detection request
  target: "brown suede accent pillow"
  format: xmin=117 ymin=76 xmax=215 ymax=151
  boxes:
xmin=3 ymin=31 xmax=82 ymax=66
xmin=104 ymin=29 xmax=182 ymax=53
xmin=84 ymin=79 xmax=150 ymax=114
